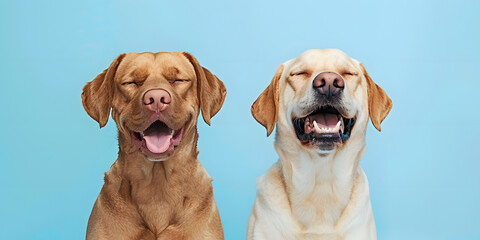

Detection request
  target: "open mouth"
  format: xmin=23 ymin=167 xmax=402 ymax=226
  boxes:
xmin=131 ymin=120 xmax=183 ymax=159
xmin=293 ymin=106 xmax=355 ymax=150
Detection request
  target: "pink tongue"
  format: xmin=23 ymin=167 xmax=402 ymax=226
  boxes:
xmin=143 ymin=133 xmax=172 ymax=154
xmin=310 ymin=113 xmax=339 ymax=128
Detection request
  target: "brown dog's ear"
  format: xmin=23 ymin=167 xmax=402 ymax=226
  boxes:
xmin=182 ymin=52 xmax=227 ymax=125
xmin=82 ymin=53 xmax=126 ymax=128
xmin=360 ymin=63 xmax=392 ymax=132
xmin=251 ymin=64 xmax=284 ymax=136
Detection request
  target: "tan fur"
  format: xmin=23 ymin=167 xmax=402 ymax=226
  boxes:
xmin=248 ymin=49 xmax=391 ymax=240
xmin=361 ymin=63 xmax=392 ymax=131
xmin=82 ymin=52 xmax=226 ymax=240
xmin=251 ymin=64 xmax=284 ymax=136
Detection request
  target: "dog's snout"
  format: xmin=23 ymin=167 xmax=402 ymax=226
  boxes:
xmin=143 ymin=89 xmax=171 ymax=112
xmin=312 ymin=72 xmax=344 ymax=97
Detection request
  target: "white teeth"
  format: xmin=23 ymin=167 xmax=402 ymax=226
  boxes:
xmin=313 ymin=120 xmax=322 ymax=132
xmin=170 ymin=129 xmax=175 ymax=135
xmin=140 ymin=132 xmax=145 ymax=139
xmin=310 ymin=120 xmax=343 ymax=134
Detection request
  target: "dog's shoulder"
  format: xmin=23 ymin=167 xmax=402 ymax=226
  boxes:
xmin=249 ymin=162 xmax=301 ymax=239
xmin=255 ymin=162 xmax=290 ymax=210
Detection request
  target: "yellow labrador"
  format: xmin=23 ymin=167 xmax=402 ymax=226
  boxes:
xmin=82 ymin=52 xmax=226 ymax=239
xmin=248 ymin=49 xmax=392 ymax=240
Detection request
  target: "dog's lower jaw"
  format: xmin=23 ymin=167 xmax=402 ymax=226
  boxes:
xmin=119 ymin=124 xmax=195 ymax=160
xmin=314 ymin=146 xmax=337 ymax=155
xmin=117 ymin=128 xmax=199 ymax=174
xmin=146 ymin=157 xmax=168 ymax=162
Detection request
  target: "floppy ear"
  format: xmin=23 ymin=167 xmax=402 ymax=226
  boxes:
xmin=360 ymin=63 xmax=392 ymax=132
xmin=251 ymin=64 xmax=284 ymax=136
xmin=182 ymin=52 xmax=227 ymax=125
xmin=81 ymin=53 xmax=126 ymax=128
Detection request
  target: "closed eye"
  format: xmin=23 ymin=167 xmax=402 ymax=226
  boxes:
xmin=173 ymin=79 xmax=190 ymax=83
xmin=343 ymin=72 xmax=357 ymax=76
xmin=291 ymin=71 xmax=307 ymax=76
xmin=122 ymin=81 xmax=138 ymax=86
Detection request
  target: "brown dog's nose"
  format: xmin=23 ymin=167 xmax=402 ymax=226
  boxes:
xmin=312 ymin=72 xmax=345 ymax=98
xmin=143 ymin=89 xmax=171 ymax=112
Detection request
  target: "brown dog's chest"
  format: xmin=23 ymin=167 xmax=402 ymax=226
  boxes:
xmin=132 ymin=183 xmax=186 ymax=225
xmin=110 ymin=168 xmax=215 ymax=237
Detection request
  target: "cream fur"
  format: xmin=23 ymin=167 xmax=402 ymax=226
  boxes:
xmin=248 ymin=49 xmax=391 ymax=240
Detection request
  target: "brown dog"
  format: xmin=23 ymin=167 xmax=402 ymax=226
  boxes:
xmin=82 ymin=52 xmax=226 ymax=239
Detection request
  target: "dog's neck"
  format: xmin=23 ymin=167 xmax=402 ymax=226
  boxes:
xmin=274 ymin=126 xmax=366 ymax=229
xmin=103 ymin=126 xmax=214 ymax=233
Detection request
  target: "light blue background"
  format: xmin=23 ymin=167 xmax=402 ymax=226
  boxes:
xmin=1 ymin=0 xmax=479 ymax=239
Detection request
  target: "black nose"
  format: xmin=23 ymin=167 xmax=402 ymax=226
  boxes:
xmin=312 ymin=72 xmax=345 ymax=98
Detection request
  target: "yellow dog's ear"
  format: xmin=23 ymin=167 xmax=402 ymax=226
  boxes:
xmin=82 ymin=53 xmax=126 ymax=128
xmin=251 ymin=64 xmax=284 ymax=136
xmin=361 ymin=63 xmax=392 ymax=132
xmin=182 ymin=52 xmax=227 ymax=125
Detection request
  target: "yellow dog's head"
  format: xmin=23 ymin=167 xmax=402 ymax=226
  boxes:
xmin=252 ymin=49 xmax=391 ymax=154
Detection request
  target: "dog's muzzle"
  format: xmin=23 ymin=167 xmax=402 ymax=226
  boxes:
xmin=292 ymin=71 xmax=355 ymax=151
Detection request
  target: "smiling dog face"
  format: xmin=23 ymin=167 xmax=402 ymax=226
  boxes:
xmin=252 ymin=49 xmax=391 ymax=153
xmin=82 ymin=52 xmax=226 ymax=161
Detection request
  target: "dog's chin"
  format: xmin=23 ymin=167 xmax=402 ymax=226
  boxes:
xmin=141 ymin=148 xmax=175 ymax=162
xmin=311 ymin=137 xmax=341 ymax=153
xmin=130 ymin=120 xmax=185 ymax=161
xmin=293 ymin=105 xmax=356 ymax=154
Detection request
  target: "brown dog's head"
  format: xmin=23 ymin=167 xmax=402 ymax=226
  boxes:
xmin=82 ymin=52 xmax=226 ymax=161
xmin=252 ymin=49 xmax=391 ymax=154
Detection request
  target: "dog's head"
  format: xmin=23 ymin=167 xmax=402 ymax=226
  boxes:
xmin=82 ymin=52 xmax=226 ymax=161
xmin=252 ymin=49 xmax=391 ymax=154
